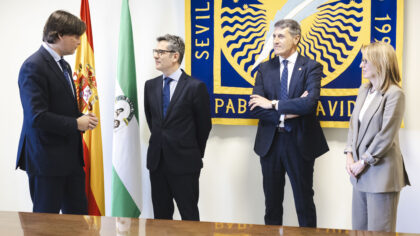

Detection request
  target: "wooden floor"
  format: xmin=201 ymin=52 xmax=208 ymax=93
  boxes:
xmin=0 ymin=211 xmax=417 ymax=235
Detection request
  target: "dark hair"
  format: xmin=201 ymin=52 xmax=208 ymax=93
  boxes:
xmin=43 ymin=10 xmax=86 ymax=43
xmin=157 ymin=34 xmax=185 ymax=64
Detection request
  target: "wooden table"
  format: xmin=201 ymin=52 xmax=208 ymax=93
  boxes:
xmin=0 ymin=211 xmax=417 ymax=235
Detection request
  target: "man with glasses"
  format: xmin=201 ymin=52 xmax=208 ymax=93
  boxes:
xmin=144 ymin=34 xmax=212 ymax=221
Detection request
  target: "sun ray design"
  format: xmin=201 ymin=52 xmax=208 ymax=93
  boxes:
xmin=298 ymin=0 xmax=367 ymax=85
xmin=221 ymin=1 xmax=268 ymax=84
xmin=220 ymin=0 xmax=369 ymax=86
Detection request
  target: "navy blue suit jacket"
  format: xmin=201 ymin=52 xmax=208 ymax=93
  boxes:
xmin=251 ymin=55 xmax=329 ymax=160
xmin=144 ymin=70 xmax=212 ymax=174
xmin=17 ymin=46 xmax=84 ymax=176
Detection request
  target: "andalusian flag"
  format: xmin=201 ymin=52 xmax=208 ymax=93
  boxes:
xmin=111 ymin=0 xmax=141 ymax=217
xmin=74 ymin=0 xmax=105 ymax=216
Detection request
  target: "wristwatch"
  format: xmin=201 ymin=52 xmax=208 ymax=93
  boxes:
xmin=271 ymin=100 xmax=277 ymax=109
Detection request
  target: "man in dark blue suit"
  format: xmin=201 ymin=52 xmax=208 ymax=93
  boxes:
xmin=144 ymin=34 xmax=212 ymax=221
xmin=17 ymin=10 xmax=98 ymax=214
xmin=249 ymin=19 xmax=329 ymax=227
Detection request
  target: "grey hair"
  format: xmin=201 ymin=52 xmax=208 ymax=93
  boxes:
xmin=157 ymin=34 xmax=185 ymax=64
xmin=274 ymin=19 xmax=301 ymax=40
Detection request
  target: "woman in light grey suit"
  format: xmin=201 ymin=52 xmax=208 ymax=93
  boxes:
xmin=344 ymin=42 xmax=410 ymax=232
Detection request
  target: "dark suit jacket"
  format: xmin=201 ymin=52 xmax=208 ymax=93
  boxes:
xmin=16 ymin=46 xmax=84 ymax=176
xmin=144 ymin=70 xmax=212 ymax=174
xmin=251 ymin=54 xmax=329 ymax=160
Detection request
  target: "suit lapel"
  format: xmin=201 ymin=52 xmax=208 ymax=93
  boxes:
xmin=356 ymin=88 xmax=383 ymax=149
xmin=351 ymin=85 xmax=368 ymax=149
xmin=154 ymin=75 xmax=164 ymax=120
xmin=164 ymin=72 xmax=188 ymax=121
xmin=270 ymin=57 xmax=281 ymax=99
xmin=64 ymin=62 xmax=78 ymax=100
xmin=39 ymin=47 xmax=76 ymax=101
xmin=62 ymin=61 xmax=79 ymax=109
xmin=288 ymin=55 xmax=305 ymax=98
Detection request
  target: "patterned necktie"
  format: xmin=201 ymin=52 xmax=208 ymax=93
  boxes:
xmin=162 ymin=77 xmax=173 ymax=117
xmin=280 ymin=59 xmax=289 ymax=100
xmin=58 ymin=59 xmax=75 ymax=97
xmin=280 ymin=59 xmax=292 ymax=131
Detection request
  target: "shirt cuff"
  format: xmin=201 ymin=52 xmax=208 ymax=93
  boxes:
xmin=362 ymin=151 xmax=379 ymax=165
xmin=280 ymin=114 xmax=285 ymax=122
xmin=344 ymin=146 xmax=352 ymax=155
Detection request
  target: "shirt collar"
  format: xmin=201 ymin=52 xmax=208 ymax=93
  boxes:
xmin=163 ymin=68 xmax=182 ymax=82
xmin=279 ymin=50 xmax=298 ymax=65
xmin=42 ymin=42 xmax=62 ymax=62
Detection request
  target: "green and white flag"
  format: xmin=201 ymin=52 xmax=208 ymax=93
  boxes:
xmin=111 ymin=0 xmax=141 ymax=217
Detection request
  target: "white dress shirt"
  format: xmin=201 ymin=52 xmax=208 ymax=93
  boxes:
xmin=276 ymin=51 xmax=298 ymax=127
xmin=162 ymin=68 xmax=182 ymax=100
xmin=42 ymin=42 xmax=64 ymax=71
xmin=359 ymin=88 xmax=377 ymax=122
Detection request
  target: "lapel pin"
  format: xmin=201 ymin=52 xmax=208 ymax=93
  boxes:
xmin=299 ymin=67 xmax=302 ymax=71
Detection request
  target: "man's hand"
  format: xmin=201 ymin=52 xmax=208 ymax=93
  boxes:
xmin=285 ymin=114 xmax=299 ymax=119
xmin=87 ymin=113 xmax=98 ymax=130
xmin=284 ymin=91 xmax=309 ymax=119
xmin=300 ymin=90 xmax=308 ymax=98
xmin=249 ymin=94 xmax=272 ymax=110
xmin=77 ymin=113 xmax=99 ymax=131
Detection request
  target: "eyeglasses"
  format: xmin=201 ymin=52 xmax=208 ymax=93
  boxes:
xmin=153 ymin=49 xmax=175 ymax=56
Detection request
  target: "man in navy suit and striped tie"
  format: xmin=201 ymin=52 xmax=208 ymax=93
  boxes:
xmin=249 ymin=19 xmax=329 ymax=227
xmin=17 ymin=10 xmax=98 ymax=214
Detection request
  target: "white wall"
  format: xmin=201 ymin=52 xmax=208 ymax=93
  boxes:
xmin=0 ymin=0 xmax=419 ymax=233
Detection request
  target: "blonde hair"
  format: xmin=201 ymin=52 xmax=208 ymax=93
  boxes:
xmin=361 ymin=42 xmax=401 ymax=93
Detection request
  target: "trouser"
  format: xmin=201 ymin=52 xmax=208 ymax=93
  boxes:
xmin=28 ymin=168 xmax=87 ymax=214
xmin=260 ymin=131 xmax=316 ymax=227
xmin=150 ymin=158 xmax=200 ymax=221
xmin=352 ymin=188 xmax=400 ymax=232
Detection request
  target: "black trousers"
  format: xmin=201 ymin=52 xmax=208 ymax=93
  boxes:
xmin=150 ymin=158 xmax=200 ymax=221
xmin=28 ymin=167 xmax=87 ymax=214
xmin=260 ymin=131 xmax=316 ymax=227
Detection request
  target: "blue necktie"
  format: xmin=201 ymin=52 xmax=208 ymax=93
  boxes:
xmin=162 ymin=77 xmax=172 ymax=117
xmin=280 ymin=60 xmax=292 ymax=132
xmin=58 ymin=59 xmax=75 ymax=97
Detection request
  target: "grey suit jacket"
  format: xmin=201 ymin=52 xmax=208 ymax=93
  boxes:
xmin=345 ymin=83 xmax=410 ymax=193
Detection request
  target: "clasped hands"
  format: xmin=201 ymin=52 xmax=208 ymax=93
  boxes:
xmin=346 ymin=152 xmax=367 ymax=178
xmin=77 ymin=113 xmax=99 ymax=131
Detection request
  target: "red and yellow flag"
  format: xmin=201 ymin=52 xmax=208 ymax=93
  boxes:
xmin=74 ymin=0 xmax=105 ymax=216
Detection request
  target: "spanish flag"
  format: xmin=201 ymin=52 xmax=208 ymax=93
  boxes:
xmin=74 ymin=0 xmax=105 ymax=216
